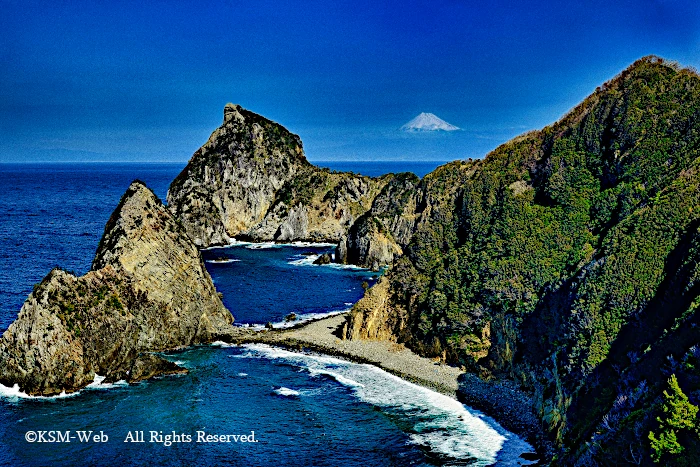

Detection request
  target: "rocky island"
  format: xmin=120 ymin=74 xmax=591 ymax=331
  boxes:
xmin=2 ymin=55 xmax=700 ymax=465
xmin=166 ymin=103 xmax=416 ymax=269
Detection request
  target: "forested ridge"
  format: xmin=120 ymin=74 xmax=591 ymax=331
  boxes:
xmin=378 ymin=56 xmax=700 ymax=465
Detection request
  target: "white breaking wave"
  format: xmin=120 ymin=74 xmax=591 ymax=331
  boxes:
xmin=241 ymin=309 xmax=351 ymax=331
xmin=289 ymin=241 xmax=336 ymax=247
xmin=245 ymin=242 xmax=281 ymax=250
xmin=287 ymin=253 xmax=369 ymax=271
xmin=86 ymin=374 xmax=129 ymax=389
xmin=206 ymin=239 xmax=337 ymax=251
xmin=273 ymin=387 xmax=300 ymax=397
xmin=287 ymin=254 xmax=320 ymax=266
xmin=205 ymin=259 xmax=241 ymax=264
xmin=237 ymin=344 xmax=534 ymax=466
xmin=246 ymin=241 xmax=337 ymax=250
xmin=211 ymin=340 xmax=236 ymax=348
xmin=0 ymin=374 xmax=128 ymax=401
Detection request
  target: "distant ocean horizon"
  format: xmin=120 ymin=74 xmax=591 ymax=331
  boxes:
xmin=0 ymin=159 xmax=453 ymax=176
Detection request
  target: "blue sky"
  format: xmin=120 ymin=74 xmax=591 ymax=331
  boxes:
xmin=1 ymin=0 xmax=699 ymax=162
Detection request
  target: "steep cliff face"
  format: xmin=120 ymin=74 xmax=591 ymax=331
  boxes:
xmin=167 ymin=104 xmax=310 ymax=246
xmin=343 ymin=277 xmax=401 ymax=341
xmin=92 ymin=181 xmax=231 ymax=344
xmin=0 ymin=181 xmax=234 ymax=396
xmin=167 ymin=104 xmax=390 ymax=246
xmin=344 ymin=57 xmax=700 ymax=464
xmin=343 ymin=160 xmax=485 ymax=355
xmin=336 ymin=172 xmax=419 ymax=269
xmin=244 ymin=167 xmax=391 ymax=242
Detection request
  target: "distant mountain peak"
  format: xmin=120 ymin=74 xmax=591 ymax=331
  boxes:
xmin=401 ymin=112 xmax=460 ymax=132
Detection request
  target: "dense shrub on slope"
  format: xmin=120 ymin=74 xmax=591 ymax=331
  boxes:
xmin=384 ymin=56 xmax=700 ymax=464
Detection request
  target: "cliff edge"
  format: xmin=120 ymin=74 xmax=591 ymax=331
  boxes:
xmin=342 ymin=56 xmax=700 ymax=465
xmin=0 ymin=181 xmax=234 ymax=396
xmin=167 ymin=104 xmax=393 ymax=249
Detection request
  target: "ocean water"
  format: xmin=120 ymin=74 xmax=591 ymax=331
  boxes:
xmin=202 ymin=243 xmax=379 ymax=327
xmin=0 ymin=162 xmax=532 ymax=466
xmin=0 ymin=163 xmax=181 ymax=332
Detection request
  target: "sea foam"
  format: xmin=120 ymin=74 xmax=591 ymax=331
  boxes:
xmin=206 ymin=239 xmax=337 ymax=251
xmin=241 ymin=309 xmax=350 ymax=331
xmin=287 ymin=253 xmax=368 ymax=271
xmin=273 ymin=387 xmax=300 ymax=397
xmin=0 ymin=374 xmax=128 ymax=402
xmin=237 ymin=344 xmax=534 ymax=466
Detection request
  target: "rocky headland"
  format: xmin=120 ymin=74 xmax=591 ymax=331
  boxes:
xmin=336 ymin=56 xmax=700 ymax=465
xmin=166 ymin=103 xmax=435 ymax=270
xmin=0 ymin=181 xmax=235 ymax=396
xmin=168 ymin=105 xmax=387 ymax=249
xmin=170 ymin=56 xmax=700 ymax=464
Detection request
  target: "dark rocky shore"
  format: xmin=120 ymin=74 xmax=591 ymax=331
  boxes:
xmin=229 ymin=313 xmax=546 ymax=464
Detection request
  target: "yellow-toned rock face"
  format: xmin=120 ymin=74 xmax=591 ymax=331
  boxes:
xmin=93 ymin=181 xmax=232 ymax=341
xmin=344 ymin=277 xmax=396 ymax=342
xmin=167 ymin=104 xmax=391 ymax=247
xmin=0 ymin=181 xmax=233 ymax=396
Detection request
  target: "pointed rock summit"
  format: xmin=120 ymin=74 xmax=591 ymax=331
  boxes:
xmin=0 ymin=181 xmax=234 ymax=395
xmin=401 ymin=112 xmax=460 ymax=132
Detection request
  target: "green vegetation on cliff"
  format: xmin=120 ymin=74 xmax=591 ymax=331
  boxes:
xmin=354 ymin=56 xmax=700 ymax=464
xmin=648 ymin=374 xmax=699 ymax=464
xmin=167 ymin=103 xmax=393 ymax=247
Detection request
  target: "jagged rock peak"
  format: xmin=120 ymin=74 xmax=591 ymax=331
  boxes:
xmin=166 ymin=104 xmax=317 ymax=246
xmin=0 ymin=180 xmax=234 ymax=395
xmin=223 ymin=103 xmax=244 ymax=123
xmin=213 ymin=103 xmax=305 ymax=154
xmin=93 ymin=180 xmax=177 ymax=272
xmin=92 ymin=179 xmax=231 ymax=328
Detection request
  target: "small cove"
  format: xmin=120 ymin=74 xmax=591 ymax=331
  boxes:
xmin=0 ymin=162 xmax=533 ymax=466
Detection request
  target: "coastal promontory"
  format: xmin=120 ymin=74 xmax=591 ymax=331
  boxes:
xmin=3 ymin=55 xmax=700 ymax=465
xmin=0 ymin=181 xmax=234 ymax=396
xmin=167 ymin=104 xmax=393 ymax=248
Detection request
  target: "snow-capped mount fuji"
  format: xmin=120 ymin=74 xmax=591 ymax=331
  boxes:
xmin=400 ymin=112 xmax=460 ymax=131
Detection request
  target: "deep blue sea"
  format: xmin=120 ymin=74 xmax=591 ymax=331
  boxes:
xmin=0 ymin=162 xmax=532 ymax=466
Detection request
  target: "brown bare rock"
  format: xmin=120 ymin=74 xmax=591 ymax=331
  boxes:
xmin=343 ymin=277 xmax=399 ymax=341
xmin=0 ymin=181 xmax=234 ymax=396
xmin=166 ymin=104 xmax=392 ymax=247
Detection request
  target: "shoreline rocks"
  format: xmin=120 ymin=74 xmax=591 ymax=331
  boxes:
xmin=229 ymin=313 xmax=548 ymax=463
xmin=0 ymin=181 xmax=236 ymax=396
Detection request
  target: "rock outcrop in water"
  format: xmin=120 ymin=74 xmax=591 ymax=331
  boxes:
xmin=165 ymin=104 xmax=445 ymax=269
xmin=0 ymin=181 xmax=234 ymax=396
xmin=167 ymin=104 xmax=394 ymax=248
xmin=335 ymin=172 xmax=419 ymax=269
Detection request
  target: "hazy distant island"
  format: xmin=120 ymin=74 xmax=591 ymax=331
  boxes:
xmin=3 ymin=55 xmax=700 ymax=465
